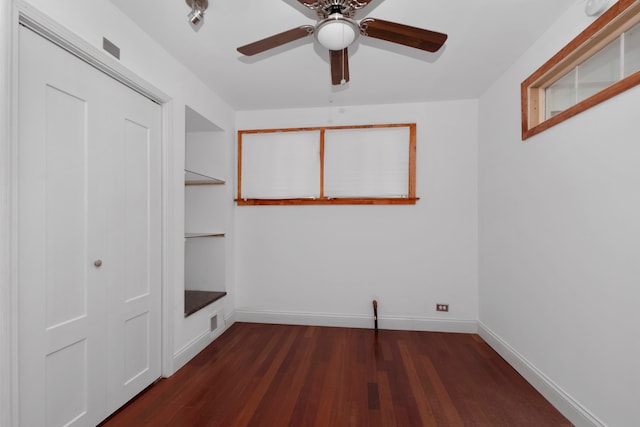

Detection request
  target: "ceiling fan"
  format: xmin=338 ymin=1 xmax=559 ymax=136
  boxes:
xmin=237 ymin=0 xmax=448 ymax=86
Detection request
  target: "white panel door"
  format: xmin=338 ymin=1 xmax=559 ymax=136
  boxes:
xmin=18 ymin=26 xmax=161 ymax=426
xmin=101 ymin=73 xmax=162 ymax=416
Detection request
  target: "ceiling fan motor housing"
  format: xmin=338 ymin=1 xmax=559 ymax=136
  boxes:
xmin=304 ymin=0 xmax=370 ymax=19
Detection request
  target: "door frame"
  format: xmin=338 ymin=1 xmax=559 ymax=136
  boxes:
xmin=1 ymin=2 xmax=175 ymax=425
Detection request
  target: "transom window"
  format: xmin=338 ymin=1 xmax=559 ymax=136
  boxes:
xmin=522 ymin=0 xmax=640 ymax=139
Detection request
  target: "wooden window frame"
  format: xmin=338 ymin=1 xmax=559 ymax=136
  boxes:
xmin=522 ymin=0 xmax=640 ymax=140
xmin=237 ymin=123 xmax=417 ymax=206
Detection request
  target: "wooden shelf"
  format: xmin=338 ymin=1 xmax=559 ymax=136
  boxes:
xmin=185 ymin=232 xmax=225 ymax=238
xmin=185 ymin=170 xmax=225 ymax=186
xmin=184 ymin=290 xmax=227 ymax=317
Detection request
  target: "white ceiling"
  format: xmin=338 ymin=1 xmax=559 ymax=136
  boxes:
xmin=107 ymin=0 xmax=575 ymax=111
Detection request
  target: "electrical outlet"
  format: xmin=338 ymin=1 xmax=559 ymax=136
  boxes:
xmin=436 ymin=304 xmax=449 ymax=312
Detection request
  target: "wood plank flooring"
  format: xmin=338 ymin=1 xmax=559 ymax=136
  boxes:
xmin=100 ymin=323 xmax=572 ymax=426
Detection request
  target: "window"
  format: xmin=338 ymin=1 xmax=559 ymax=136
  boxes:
xmin=237 ymin=124 xmax=417 ymax=205
xmin=241 ymin=130 xmax=320 ymax=199
xmin=522 ymin=0 xmax=640 ymax=139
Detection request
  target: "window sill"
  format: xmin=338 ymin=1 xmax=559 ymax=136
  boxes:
xmin=235 ymin=197 xmax=419 ymax=206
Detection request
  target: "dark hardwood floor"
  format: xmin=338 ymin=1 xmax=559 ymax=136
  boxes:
xmin=101 ymin=323 xmax=572 ymax=426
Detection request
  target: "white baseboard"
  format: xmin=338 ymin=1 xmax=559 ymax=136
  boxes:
xmin=172 ymin=310 xmax=235 ymax=372
xmin=172 ymin=329 xmax=218 ymax=372
xmin=478 ymin=322 xmax=604 ymax=427
xmin=235 ymin=309 xmax=477 ymax=334
xmin=224 ymin=310 xmax=236 ymax=328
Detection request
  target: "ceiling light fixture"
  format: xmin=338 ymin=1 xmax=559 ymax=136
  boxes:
xmin=186 ymin=0 xmax=208 ymax=27
xmin=315 ymin=13 xmax=359 ymax=51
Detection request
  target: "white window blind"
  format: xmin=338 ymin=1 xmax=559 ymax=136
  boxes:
xmin=241 ymin=130 xmax=320 ymax=199
xmin=324 ymin=127 xmax=410 ymax=198
xmin=238 ymin=124 xmax=416 ymax=204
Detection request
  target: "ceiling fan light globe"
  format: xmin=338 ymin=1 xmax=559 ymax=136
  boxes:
xmin=315 ymin=14 xmax=359 ymax=51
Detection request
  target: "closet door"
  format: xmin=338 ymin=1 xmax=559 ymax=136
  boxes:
xmin=18 ymin=26 xmax=161 ymax=426
xmin=101 ymin=47 xmax=162 ymax=416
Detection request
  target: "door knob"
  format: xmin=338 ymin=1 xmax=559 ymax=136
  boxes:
xmin=94 ymin=259 xmax=103 ymax=267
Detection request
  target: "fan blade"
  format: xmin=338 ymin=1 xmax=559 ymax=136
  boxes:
xmin=237 ymin=25 xmax=314 ymax=56
xmin=360 ymin=18 xmax=447 ymax=52
xmin=329 ymin=48 xmax=350 ymax=86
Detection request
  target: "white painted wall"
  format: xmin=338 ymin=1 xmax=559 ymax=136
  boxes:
xmin=1 ymin=0 xmax=15 ymax=424
xmin=235 ymin=101 xmax=478 ymax=332
xmin=478 ymin=3 xmax=640 ymax=426
xmin=9 ymin=0 xmax=236 ymax=380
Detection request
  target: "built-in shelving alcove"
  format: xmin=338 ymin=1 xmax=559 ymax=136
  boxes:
xmin=184 ymin=106 xmax=227 ymax=317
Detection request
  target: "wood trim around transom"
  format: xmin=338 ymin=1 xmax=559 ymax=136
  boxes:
xmin=521 ymin=0 xmax=640 ymax=140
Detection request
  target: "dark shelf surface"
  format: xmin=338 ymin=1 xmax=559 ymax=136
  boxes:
xmin=184 ymin=290 xmax=227 ymax=317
